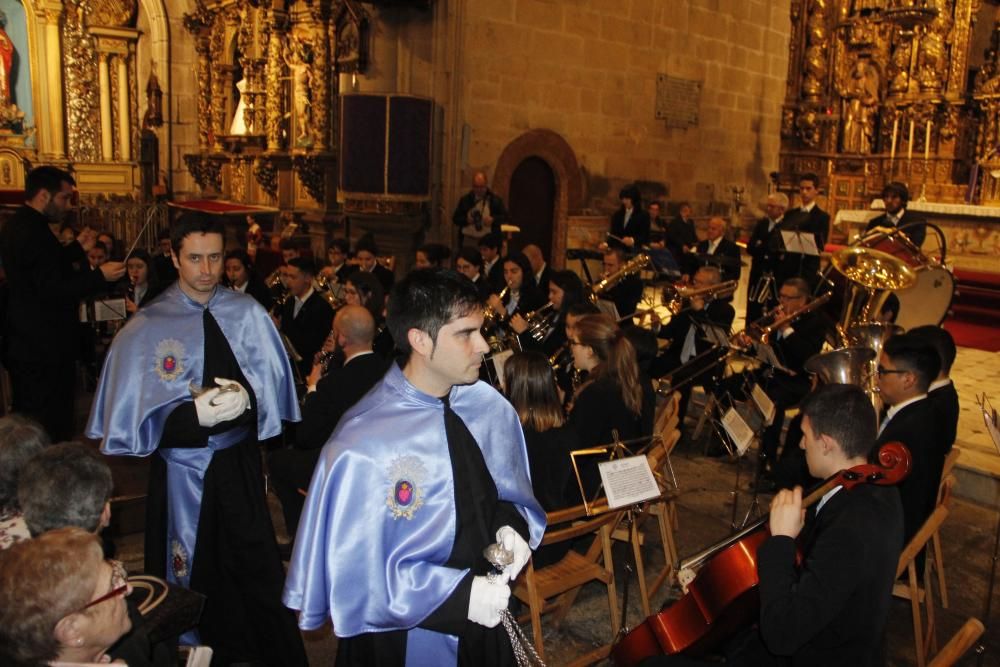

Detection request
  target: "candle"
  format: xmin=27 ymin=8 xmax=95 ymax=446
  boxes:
xmin=907 ymin=119 xmax=915 ymax=163
xmin=890 ymin=117 xmax=899 ymax=169
xmin=924 ymin=120 xmax=932 ymax=163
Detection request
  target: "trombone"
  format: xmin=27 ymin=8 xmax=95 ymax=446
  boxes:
xmin=664 ymin=279 xmax=738 ymax=315
xmin=730 ymin=292 xmax=832 ymax=348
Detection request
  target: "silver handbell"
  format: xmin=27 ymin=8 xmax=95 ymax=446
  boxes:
xmin=483 ymin=541 xmax=514 ymax=585
xmin=188 ymin=381 xmax=241 ymax=406
xmin=481 ymin=540 xmax=546 ymax=666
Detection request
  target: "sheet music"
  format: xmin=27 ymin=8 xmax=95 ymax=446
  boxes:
xmin=781 ymin=230 xmax=819 ymax=256
xmin=981 ymin=394 xmax=1000 ymax=454
xmin=598 ymin=455 xmax=660 ymax=509
xmin=750 ymin=383 xmax=777 ymax=426
xmin=487 ymin=349 xmax=514 ymax=390
xmin=94 ymin=298 xmax=126 ymax=322
xmin=721 ymin=407 xmax=755 ymax=455
xmin=701 ymin=323 xmax=730 ymax=348
xmin=755 ymin=342 xmax=791 ymax=374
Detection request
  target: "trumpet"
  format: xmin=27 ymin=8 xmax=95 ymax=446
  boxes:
xmin=664 ymin=279 xmax=738 ymax=315
xmin=483 ymin=286 xmax=509 ymax=330
xmin=731 ymin=292 xmax=832 ymax=347
xmin=590 ymin=253 xmax=650 ymax=303
xmin=315 ymin=273 xmax=345 ymax=309
xmin=522 ymin=302 xmax=558 ymax=343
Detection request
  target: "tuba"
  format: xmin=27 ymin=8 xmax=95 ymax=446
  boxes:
xmin=590 ymin=253 xmax=650 ymax=303
xmin=828 ymin=246 xmax=917 ymax=331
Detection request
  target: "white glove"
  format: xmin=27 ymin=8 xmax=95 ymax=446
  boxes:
xmin=467 ymin=575 xmax=510 ymax=629
xmin=193 ymin=380 xmax=249 ymax=427
xmin=214 ymin=377 xmax=250 ymax=413
xmin=497 ymin=525 xmax=531 ymax=581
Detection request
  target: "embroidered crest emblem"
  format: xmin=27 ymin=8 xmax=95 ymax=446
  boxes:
xmin=386 ymin=456 xmax=427 ymax=520
xmin=170 ymin=539 xmax=189 ymax=579
xmin=154 ymin=339 xmax=185 ymax=381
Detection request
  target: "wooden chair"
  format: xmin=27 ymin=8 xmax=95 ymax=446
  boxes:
xmin=929 ymin=470 xmax=958 ymax=609
xmin=927 ymin=617 xmax=985 ymax=667
xmin=894 ymin=504 xmax=951 ymax=667
xmin=512 ymin=504 xmax=623 ymax=665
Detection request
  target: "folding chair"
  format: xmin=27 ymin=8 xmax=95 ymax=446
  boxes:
xmin=928 ymin=472 xmax=958 ymax=609
xmin=928 ymin=617 xmax=985 ymax=667
xmin=894 ymin=504 xmax=950 ymax=667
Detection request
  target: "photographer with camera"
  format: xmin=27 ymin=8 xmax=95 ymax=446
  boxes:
xmin=452 ymin=171 xmax=510 ymax=247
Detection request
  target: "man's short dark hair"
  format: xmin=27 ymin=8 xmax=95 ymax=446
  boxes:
xmin=782 ymin=276 xmax=810 ymax=297
xmin=457 ymin=247 xmax=483 ymax=269
xmin=328 ymin=238 xmax=350 ymax=254
xmin=907 ymin=325 xmax=956 ymax=376
xmin=0 ymin=416 xmax=49 ymax=514
xmin=170 ymin=213 xmax=225 ymax=255
xmin=883 ymin=333 xmax=941 ymax=393
xmin=18 ymin=443 xmax=112 ymax=536
xmin=224 ymin=248 xmax=254 ymax=272
xmin=287 ymin=256 xmax=316 ymax=277
xmin=25 ymin=166 xmax=75 ymax=201
xmin=355 ymin=234 xmax=379 ymax=256
xmin=386 ymin=269 xmax=481 ymax=360
xmin=478 ymin=233 xmax=502 ymax=252
xmin=799 ymin=172 xmax=821 ymax=189
xmin=882 ymin=181 xmax=910 ymax=206
xmin=799 ymin=384 xmax=877 ymax=460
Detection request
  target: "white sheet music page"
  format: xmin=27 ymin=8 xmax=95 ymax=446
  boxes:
xmin=598 ymin=456 xmax=660 ymax=509
xmin=722 ymin=407 xmax=755 ymax=455
xmin=780 ymin=231 xmax=819 ymax=256
xmin=750 ymin=383 xmax=777 ymax=426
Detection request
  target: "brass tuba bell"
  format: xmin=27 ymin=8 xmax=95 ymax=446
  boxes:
xmin=829 ymin=246 xmax=917 ymax=331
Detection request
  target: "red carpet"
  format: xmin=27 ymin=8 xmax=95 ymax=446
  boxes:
xmin=943 ymin=317 xmax=1000 ymax=352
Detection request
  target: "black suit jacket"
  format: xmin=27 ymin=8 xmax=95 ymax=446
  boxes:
xmin=452 ymin=189 xmax=509 ymax=241
xmin=659 ymin=300 xmax=735 ymax=345
xmin=601 ymin=274 xmax=644 ymax=319
xmin=535 ymin=264 xmax=552 ymax=296
xmin=778 ymin=205 xmax=829 ymax=285
xmin=610 ymin=207 xmax=651 ymax=248
xmin=770 ymin=310 xmax=829 ymax=375
xmin=696 ymin=237 xmax=742 ymax=283
xmin=483 ymin=259 xmax=505 ymax=294
xmin=0 ymin=206 xmax=108 ymax=362
xmin=748 ymin=216 xmax=783 ymax=285
xmin=865 ymin=209 xmax=927 ymax=248
xmin=877 ymin=397 xmax=947 ymax=546
xmin=754 ymin=483 xmax=903 ymax=666
xmin=297 ymin=352 xmax=391 ymax=449
xmin=927 ymin=381 xmax=959 ymax=456
xmin=280 ymin=291 xmax=336 ymax=378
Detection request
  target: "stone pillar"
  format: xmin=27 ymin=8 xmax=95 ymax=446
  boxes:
xmin=117 ymin=54 xmax=131 ymax=160
xmin=99 ymin=54 xmax=113 ymax=160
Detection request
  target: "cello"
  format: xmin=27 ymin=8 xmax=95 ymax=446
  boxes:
xmin=611 ymin=441 xmax=911 ymax=666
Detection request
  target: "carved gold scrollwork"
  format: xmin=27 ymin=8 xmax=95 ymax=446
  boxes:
xmin=90 ymin=0 xmax=137 ymax=28
xmin=254 ymin=156 xmax=278 ymax=199
xmin=63 ymin=0 xmax=100 ymax=162
xmin=265 ymin=13 xmax=286 ymax=151
xmin=802 ymin=0 xmax=830 ymax=100
xmin=292 ymin=154 xmax=324 ymax=202
xmin=184 ymin=154 xmax=222 ymax=192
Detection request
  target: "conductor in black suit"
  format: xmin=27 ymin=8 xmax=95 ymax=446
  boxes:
xmin=609 ymin=184 xmax=650 ymax=250
xmin=643 ymin=384 xmax=904 ymax=667
xmin=695 ymin=216 xmax=741 ymax=284
xmin=269 ymin=304 xmax=391 ymax=538
xmin=865 ymin=181 xmax=927 ymax=248
xmin=908 ymin=325 xmax=959 ymax=455
xmin=778 ymin=173 xmax=829 ymax=287
xmin=278 ymin=257 xmax=336 ymax=380
xmin=876 ymin=333 xmax=944 ymax=548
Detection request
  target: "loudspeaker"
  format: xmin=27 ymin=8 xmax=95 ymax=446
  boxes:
xmin=338 ymin=94 xmax=432 ymax=201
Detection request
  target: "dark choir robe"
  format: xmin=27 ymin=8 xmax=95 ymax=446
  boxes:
xmin=695 ymin=237 xmax=742 ymax=284
xmin=876 ymin=397 xmax=947 ymax=547
xmin=865 ymin=209 xmax=927 ymax=248
xmin=927 ymin=380 xmax=959 ymax=455
xmin=149 ymin=310 xmax=307 ymax=666
xmin=610 ymin=206 xmax=651 ymax=249
xmin=334 ymin=399 xmax=529 ymax=667
xmin=280 ymin=290 xmax=336 ymax=379
xmin=749 ymin=484 xmax=903 ymax=666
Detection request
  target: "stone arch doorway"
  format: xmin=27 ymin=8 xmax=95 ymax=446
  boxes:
xmin=493 ymin=129 xmax=583 ymax=269
xmin=507 ymin=157 xmax=555 ymax=258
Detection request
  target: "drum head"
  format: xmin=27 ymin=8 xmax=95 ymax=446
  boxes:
xmin=893 ymin=266 xmax=955 ymax=330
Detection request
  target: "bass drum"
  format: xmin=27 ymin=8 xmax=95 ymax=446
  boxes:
xmin=892 ymin=265 xmax=955 ymax=330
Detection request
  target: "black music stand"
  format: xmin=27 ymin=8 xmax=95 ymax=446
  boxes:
xmin=710 ymin=387 xmax=771 ymax=530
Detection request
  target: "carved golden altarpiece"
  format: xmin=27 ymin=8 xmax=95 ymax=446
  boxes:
xmin=182 ymin=0 xmax=376 ymax=231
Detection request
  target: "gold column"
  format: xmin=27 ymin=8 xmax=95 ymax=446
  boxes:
xmin=311 ymin=10 xmax=330 ymax=151
xmin=40 ymin=4 xmax=66 ymax=158
xmin=265 ymin=16 xmax=285 ymax=151
xmin=117 ymin=54 xmax=130 ymax=160
xmin=99 ymin=54 xmax=113 ymax=160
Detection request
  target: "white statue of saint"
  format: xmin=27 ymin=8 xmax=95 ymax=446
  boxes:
xmin=229 ymin=78 xmax=252 ymax=135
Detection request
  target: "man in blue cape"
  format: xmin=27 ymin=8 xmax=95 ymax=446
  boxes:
xmin=284 ymin=269 xmax=546 ymax=666
xmin=87 ymin=214 xmax=307 ymax=665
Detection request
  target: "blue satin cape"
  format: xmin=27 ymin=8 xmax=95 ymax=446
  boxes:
xmin=283 ymin=364 xmax=545 ymax=666
xmin=86 ymin=284 xmax=299 ymax=591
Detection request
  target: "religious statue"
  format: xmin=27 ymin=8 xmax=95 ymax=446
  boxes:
xmin=889 ymin=41 xmax=910 ymax=94
xmin=802 ymin=3 xmax=829 ymax=99
xmin=229 ymin=77 xmax=252 ymax=135
xmin=918 ymin=13 xmax=951 ymax=92
xmin=841 ymin=59 xmax=880 ymax=154
xmin=0 ymin=11 xmax=15 ymax=108
xmin=284 ymin=35 xmax=313 ymax=148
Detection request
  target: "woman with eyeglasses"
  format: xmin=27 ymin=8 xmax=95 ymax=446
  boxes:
xmin=567 ymin=313 xmax=655 ymax=497
xmin=0 ymin=527 xmax=133 ymax=666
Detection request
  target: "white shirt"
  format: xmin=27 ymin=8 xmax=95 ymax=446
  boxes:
xmin=802 ymin=202 xmax=816 ymax=213
xmin=929 ymin=378 xmax=952 ymax=393
xmin=233 ymin=281 xmax=248 ymax=294
xmin=706 ymin=238 xmax=722 ymax=254
xmin=293 ymin=287 xmax=314 ymax=319
xmin=535 ymin=263 xmax=547 ymax=285
xmin=768 ymin=216 xmax=783 ymax=233
xmin=816 ymin=485 xmax=842 ymax=515
xmin=483 ymin=258 xmax=498 ymax=276
xmin=879 ymin=393 xmax=927 ymax=435
xmin=133 ymin=284 xmax=148 ymax=304
xmin=886 ymin=208 xmax=905 ymax=226
xmin=623 ymin=207 xmax=633 ymax=228
xmin=345 ymin=349 xmax=375 ymax=365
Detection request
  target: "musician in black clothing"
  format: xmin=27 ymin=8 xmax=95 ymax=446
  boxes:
xmin=455 ymin=246 xmax=492 ymax=299
xmin=695 ymin=217 xmax=741 ymax=284
xmin=153 ymin=228 xmax=178 ymax=283
xmin=864 ymin=181 xmax=927 ymax=248
xmin=665 ymin=202 xmax=699 ymax=276
xmin=319 ymin=238 xmax=354 ymax=285
xmin=485 ymin=251 xmax=545 ymax=324
xmin=478 ymin=233 xmax=506 ymax=293
xmin=650 ymin=266 xmax=735 ymax=423
xmin=648 ymin=200 xmax=667 ymax=246
xmin=777 ymin=173 xmax=829 ymax=288
xmin=353 ymin=236 xmax=395 ymax=294
xmin=511 ymin=269 xmax=586 ymax=356
xmin=598 ymin=247 xmax=645 ymax=318
xmin=277 ymin=257 xmax=336 ymax=380
xmin=223 ymin=248 xmax=273 ymax=310
xmin=908 ymin=325 xmax=959 ymax=454
xmin=747 ymin=193 xmax=789 ymax=323
xmin=609 ymin=184 xmax=651 ymax=250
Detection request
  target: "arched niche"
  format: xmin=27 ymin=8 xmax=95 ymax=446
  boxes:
xmin=493 ymin=129 xmax=584 ymax=269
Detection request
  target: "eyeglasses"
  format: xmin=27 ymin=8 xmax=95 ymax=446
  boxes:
xmin=877 ymin=365 xmax=909 ymax=377
xmin=81 ymin=560 xmax=128 ymax=611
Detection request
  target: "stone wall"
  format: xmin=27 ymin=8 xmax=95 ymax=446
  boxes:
xmin=457 ymin=0 xmax=791 ymax=218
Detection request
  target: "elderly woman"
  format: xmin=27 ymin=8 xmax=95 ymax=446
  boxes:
xmin=0 ymin=527 xmax=132 ymax=665
xmin=0 ymin=415 xmax=49 ymax=550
